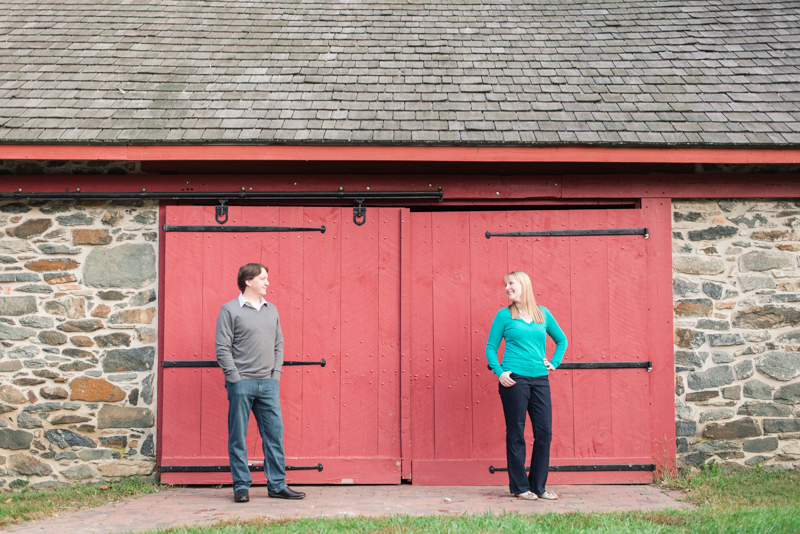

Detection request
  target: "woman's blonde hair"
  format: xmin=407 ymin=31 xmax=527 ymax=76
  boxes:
xmin=505 ymin=271 xmax=544 ymax=324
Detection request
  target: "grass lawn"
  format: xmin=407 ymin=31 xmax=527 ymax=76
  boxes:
xmin=0 ymin=476 xmax=160 ymax=528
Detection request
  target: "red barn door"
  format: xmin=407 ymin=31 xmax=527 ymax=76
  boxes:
xmin=160 ymin=206 xmax=402 ymax=484
xmin=408 ymin=203 xmax=673 ymax=484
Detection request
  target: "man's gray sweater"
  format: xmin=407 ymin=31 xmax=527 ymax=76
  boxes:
xmin=215 ymin=298 xmax=284 ymax=384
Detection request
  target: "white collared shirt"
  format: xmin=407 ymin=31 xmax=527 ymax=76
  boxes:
xmin=238 ymin=293 xmax=268 ymax=311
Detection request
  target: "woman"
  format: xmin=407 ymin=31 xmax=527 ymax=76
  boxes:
xmin=485 ymin=271 xmax=568 ymax=501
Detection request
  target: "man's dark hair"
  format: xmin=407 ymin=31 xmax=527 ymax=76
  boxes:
xmin=237 ymin=263 xmax=268 ymax=292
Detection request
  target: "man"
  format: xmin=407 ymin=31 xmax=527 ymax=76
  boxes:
xmin=215 ymin=262 xmax=305 ymax=502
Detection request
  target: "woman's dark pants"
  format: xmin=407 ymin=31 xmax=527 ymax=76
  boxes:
xmin=498 ymin=374 xmax=552 ymax=495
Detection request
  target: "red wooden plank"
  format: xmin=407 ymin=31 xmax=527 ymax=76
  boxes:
xmin=300 ymin=207 xmax=341 ymax=457
xmin=378 ymin=209 xmax=402 ymax=459
xmin=643 ymin=198 xmax=678 ymax=476
xmin=278 ymin=207 xmax=305 ymax=459
xmin=529 ymin=211 xmax=574 ymax=460
xmin=469 ymin=211 xmax=509 ymax=460
xmin=570 ymin=210 xmax=612 ymax=459
xmin=409 ymin=212 xmax=435 ymax=466
xmin=200 ymin=206 xmax=248 ymax=461
xmin=410 ymin=459 xmax=653 ymax=486
xmin=160 ymin=458 xmax=401 ymax=485
xmin=611 ymin=369 xmax=651 ymax=459
xmin=4 ymin=144 xmax=799 ymax=164
xmin=156 ymin=201 xmax=168 ymax=465
xmin=340 ymin=207 xmax=380 ymax=457
xmin=431 ymin=212 xmax=472 ymax=459
xmin=161 ymin=205 xmax=204 ymax=462
xmin=400 ymin=209 xmax=412 ymax=479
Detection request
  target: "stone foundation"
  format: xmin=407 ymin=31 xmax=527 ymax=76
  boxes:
xmin=0 ymin=200 xmax=157 ymax=490
xmin=673 ymin=199 xmax=800 ymax=470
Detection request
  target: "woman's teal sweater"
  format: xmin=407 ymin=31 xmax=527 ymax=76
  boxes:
xmin=485 ymin=307 xmax=568 ymax=378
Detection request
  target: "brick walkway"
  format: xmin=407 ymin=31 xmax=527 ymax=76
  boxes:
xmin=8 ymin=485 xmax=690 ymax=534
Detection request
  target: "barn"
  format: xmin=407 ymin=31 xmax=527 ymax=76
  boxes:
xmin=0 ymin=0 xmax=799 ymax=490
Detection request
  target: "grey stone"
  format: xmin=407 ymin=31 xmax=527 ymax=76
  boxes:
xmin=62 ymin=401 xmax=80 ymax=410
xmin=56 ymin=319 xmax=103 ymax=332
xmin=744 ymin=331 xmax=771 ymax=343
xmin=84 ymin=244 xmax=156 ymax=289
xmin=676 ymin=421 xmax=696 ymax=436
xmin=61 ymin=463 xmax=96 ymax=480
xmin=62 ymin=348 xmax=93 ymax=359
xmin=702 ymin=281 xmax=723 ymax=300
xmin=755 ymin=352 xmax=800 ymax=381
xmin=696 ymin=319 xmax=730 ymax=331
xmin=22 ymin=359 xmax=46 ymax=369
xmin=0 ymin=203 xmax=31 ymax=214
xmin=703 ymin=417 xmax=762 ymax=439
xmin=734 ymin=359 xmax=755 ymax=380
xmin=675 ymin=398 xmax=694 ymax=421
xmin=45 ymin=429 xmax=96 ymax=449
xmin=19 ymin=316 xmax=54 ymax=328
xmin=674 ymin=351 xmax=705 ymax=368
xmin=31 ymin=481 xmax=71 ymax=491
xmin=722 ymin=385 xmax=741 ymax=400
xmin=739 ymin=251 xmax=794 ymax=272
xmin=0 ymin=296 xmax=37 ymax=316
xmin=141 ymin=434 xmax=155 ymax=457
xmin=98 ymin=404 xmax=155 ymax=428
xmin=55 ymin=452 xmax=78 ymax=460
xmin=743 ymin=379 xmax=774 ymax=400
xmin=102 ymin=347 xmax=154 ymax=372
xmin=130 ymin=289 xmax=156 ymax=307
xmin=23 ymin=402 xmax=61 ymax=413
xmin=673 ymin=256 xmax=725 ymax=275
xmin=699 ymin=408 xmax=735 ymax=423
xmin=108 ymin=373 xmax=137 ymax=381
xmin=739 ymin=274 xmax=778 ymax=292
xmin=776 ymin=330 xmax=800 ymax=343
xmin=8 ymin=453 xmax=53 ymax=477
xmin=0 ymin=324 xmax=36 ymax=340
xmin=0 ymin=273 xmax=40 ymax=283
xmin=745 ymin=455 xmax=772 ymax=466
xmin=676 ymin=437 xmax=689 ymax=453
xmin=59 ymin=361 xmax=95 ymax=372
xmin=682 ymin=452 xmax=710 ymax=466
xmin=774 ymin=383 xmax=800 ymax=405
xmin=132 ymin=211 xmax=157 ymax=225
xmin=763 ymin=419 xmax=800 ymax=433
xmin=0 ymin=241 xmax=32 ymax=254
xmin=743 ymin=437 xmax=779 ymax=453
xmin=686 ymin=390 xmax=719 ymax=402
xmin=711 ymin=351 xmax=735 ymax=364
xmin=141 ymin=374 xmax=153 ymax=405
xmin=687 ymin=365 xmax=734 ymax=391
xmin=674 ymin=328 xmax=705 ymax=349
xmin=730 ymin=212 xmax=767 ymax=227
xmin=78 ymin=449 xmax=113 ymax=461
xmin=9 ymin=346 xmax=40 ymax=358
xmin=38 ymin=330 xmax=68 ymax=345
xmin=737 ymin=402 xmax=792 ymax=417
xmin=14 ymin=284 xmax=53 ymax=294
xmin=695 ymin=440 xmax=740 ymax=453
xmin=16 ymin=412 xmax=43 ymax=429
xmin=674 ymin=211 xmax=704 ymax=223
xmin=708 ymin=333 xmax=745 ymax=347
xmin=0 ymin=361 xmax=22 ymax=372
xmin=97 ymin=290 xmax=126 ymax=301
xmin=95 ymin=332 xmax=131 ymax=348
xmin=732 ymin=305 xmax=800 ymax=329
xmin=44 ymin=297 xmax=86 ymax=319
xmin=673 ymin=276 xmax=700 ymax=297
xmin=0 ymin=428 xmax=34 ymax=449
xmin=688 ymin=226 xmax=738 ymax=241
xmin=37 ymin=244 xmax=81 ymax=255
xmin=56 ymin=213 xmax=94 ymax=226
xmin=9 ymin=219 xmax=53 ymax=239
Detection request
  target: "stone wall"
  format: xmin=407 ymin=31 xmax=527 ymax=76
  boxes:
xmin=0 ymin=200 xmax=158 ymax=490
xmin=673 ymin=199 xmax=800 ymax=470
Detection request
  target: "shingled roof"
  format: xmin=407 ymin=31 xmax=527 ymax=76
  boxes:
xmin=1 ymin=0 xmax=799 ymax=146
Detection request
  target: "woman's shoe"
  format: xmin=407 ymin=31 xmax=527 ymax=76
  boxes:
xmin=537 ymin=491 xmax=558 ymax=500
xmin=514 ymin=491 xmax=538 ymax=500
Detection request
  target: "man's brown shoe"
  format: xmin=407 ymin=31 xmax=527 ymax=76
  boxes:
xmin=268 ymin=486 xmax=305 ymax=499
xmin=233 ymin=489 xmax=249 ymax=503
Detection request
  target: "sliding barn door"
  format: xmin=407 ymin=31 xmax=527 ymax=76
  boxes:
xmin=160 ymin=206 xmax=402 ymax=484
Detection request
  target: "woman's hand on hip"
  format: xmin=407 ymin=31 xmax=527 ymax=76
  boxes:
xmin=499 ymin=371 xmax=516 ymax=387
xmin=544 ymin=360 xmax=555 ymax=371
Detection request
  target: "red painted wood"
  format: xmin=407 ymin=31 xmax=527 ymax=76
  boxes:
xmin=431 ymin=212 xmax=472 ymax=459
xmin=611 ymin=369 xmax=651 ymax=459
xmin=3 ymin=144 xmax=799 ymax=164
xmin=156 ymin=201 xmax=170 ymax=466
xmin=278 ymin=207 xmax=305 ymax=458
xmin=160 ymin=458 xmax=401 ymax=485
xmin=400 ymin=209 xmax=412 ymax=479
xmin=409 ymin=213 xmax=435 ymax=467
xmin=340 ymin=207 xmax=380 ymax=457
xmin=377 ymin=209 xmax=402 ymax=459
xmin=301 ymin=207 xmax=342 ymax=457
xmin=160 ymin=205 xmax=204 ymax=462
xmin=643 ymin=198 xmax=678 ymax=476
xmin=468 ymin=211 xmax=508 ymax=460
xmin=411 ymin=459 xmax=653 ymax=486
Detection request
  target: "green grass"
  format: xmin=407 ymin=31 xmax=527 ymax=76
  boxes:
xmin=0 ymin=476 xmax=161 ymax=527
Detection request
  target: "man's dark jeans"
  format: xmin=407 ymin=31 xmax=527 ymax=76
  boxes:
xmin=225 ymin=378 xmax=287 ymax=494
xmin=498 ymin=374 xmax=552 ymax=495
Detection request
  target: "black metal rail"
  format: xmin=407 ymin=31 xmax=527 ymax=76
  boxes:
xmin=485 ymin=228 xmax=648 ymax=239
xmin=488 ymin=361 xmax=651 ymax=371
xmin=489 ymin=464 xmax=654 ymax=473
xmin=162 ymin=359 xmax=326 ymax=368
xmin=159 ymin=463 xmax=323 ymax=473
xmin=163 ymin=224 xmax=326 ymax=233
